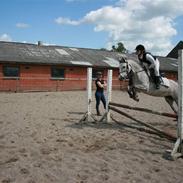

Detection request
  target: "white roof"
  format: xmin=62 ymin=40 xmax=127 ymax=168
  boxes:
xmin=55 ymin=48 xmax=70 ymax=56
xmin=71 ymin=61 xmax=92 ymax=66
xmin=103 ymin=57 xmax=119 ymax=67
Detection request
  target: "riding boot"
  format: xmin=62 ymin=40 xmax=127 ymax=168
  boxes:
xmin=155 ymin=76 xmax=161 ymax=89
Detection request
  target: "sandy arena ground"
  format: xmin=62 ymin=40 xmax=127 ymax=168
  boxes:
xmin=0 ymin=90 xmax=183 ymax=183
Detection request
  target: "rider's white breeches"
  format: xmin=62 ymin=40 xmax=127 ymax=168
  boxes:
xmin=149 ymin=60 xmax=160 ymax=76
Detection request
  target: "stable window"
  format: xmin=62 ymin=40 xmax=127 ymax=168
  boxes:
xmin=51 ymin=67 xmax=65 ymax=79
xmin=3 ymin=66 xmax=20 ymax=78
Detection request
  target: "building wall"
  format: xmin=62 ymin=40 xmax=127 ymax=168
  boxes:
xmin=0 ymin=63 xmax=126 ymax=92
xmin=0 ymin=63 xmax=177 ymax=92
xmin=164 ymin=72 xmax=177 ymax=81
xmin=20 ymin=65 xmax=87 ymax=91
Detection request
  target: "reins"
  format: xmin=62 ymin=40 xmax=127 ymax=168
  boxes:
xmin=127 ymin=63 xmax=145 ymax=74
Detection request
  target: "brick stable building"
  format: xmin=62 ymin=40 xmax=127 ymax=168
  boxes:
xmin=0 ymin=41 xmax=178 ymax=92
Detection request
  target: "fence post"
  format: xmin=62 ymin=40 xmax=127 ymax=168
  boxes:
xmin=87 ymin=67 xmax=92 ymax=114
xmin=79 ymin=67 xmax=97 ymax=123
xmin=99 ymin=69 xmax=113 ymax=122
xmin=106 ymin=70 xmax=113 ymax=112
xmin=170 ymin=49 xmax=183 ymax=159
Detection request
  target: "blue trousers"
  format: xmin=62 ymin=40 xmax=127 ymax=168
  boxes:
xmin=95 ymin=91 xmax=106 ymax=114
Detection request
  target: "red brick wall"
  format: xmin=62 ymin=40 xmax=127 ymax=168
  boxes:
xmin=164 ymin=72 xmax=177 ymax=81
xmin=0 ymin=64 xmax=19 ymax=91
xmin=0 ymin=63 xmax=176 ymax=92
xmin=19 ymin=65 xmax=88 ymax=91
xmin=92 ymin=69 xmax=127 ymax=91
xmin=0 ymin=64 xmax=125 ymax=92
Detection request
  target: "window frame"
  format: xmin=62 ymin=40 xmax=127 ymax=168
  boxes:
xmin=51 ymin=67 xmax=65 ymax=80
xmin=3 ymin=65 xmax=20 ymax=79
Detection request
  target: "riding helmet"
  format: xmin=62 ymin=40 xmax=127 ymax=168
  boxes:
xmin=135 ymin=44 xmax=145 ymax=51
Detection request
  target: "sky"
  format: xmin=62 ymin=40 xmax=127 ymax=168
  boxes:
xmin=0 ymin=0 xmax=183 ymax=56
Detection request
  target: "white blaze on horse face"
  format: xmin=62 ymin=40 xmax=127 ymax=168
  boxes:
xmin=119 ymin=62 xmax=128 ymax=80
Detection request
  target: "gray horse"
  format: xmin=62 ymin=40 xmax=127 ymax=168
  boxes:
xmin=119 ymin=56 xmax=178 ymax=114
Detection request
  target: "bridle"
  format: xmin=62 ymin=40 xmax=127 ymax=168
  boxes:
xmin=119 ymin=58 xmax=146 ymax=77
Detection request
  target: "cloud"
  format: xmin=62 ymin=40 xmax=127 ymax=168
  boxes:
xmin=16 ymin=23 xmax=30 ymax=28
xmin=56 ymin=0 xmax=183 ymax=55
xmin=0 ymin=34 xmax=12 ymax=41
xmin=55 ymin=17 xmax=82 ymax=25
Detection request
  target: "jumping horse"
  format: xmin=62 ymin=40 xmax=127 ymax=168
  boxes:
xmin=119 ymin=56 xmax=178 ymax=114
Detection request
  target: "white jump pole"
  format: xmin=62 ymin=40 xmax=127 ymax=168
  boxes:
xmin=79 ymin=67 xmax=97 ymax=123
xmin=171 ymin=49 xmax=183 ymax=159
xmin=87 ymin=67 xmax=92 ymax=114
xmin=106 ymin=69 xmax=113 ymax=112
xmin=177 ymin=49 xmax=183 ymax=153
xmin=99 ymin=69 xmax=113 ymax=122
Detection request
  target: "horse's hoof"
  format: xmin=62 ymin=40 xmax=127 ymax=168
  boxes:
xmin=133 ymin=97 xmax=139 ymax=102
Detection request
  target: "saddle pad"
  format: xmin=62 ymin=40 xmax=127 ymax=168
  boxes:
xmin=161 ymin=77 xmax=170 ymax=88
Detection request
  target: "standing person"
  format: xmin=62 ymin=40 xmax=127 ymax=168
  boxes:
xmin=135 ymin=44 xmax=161 ymax=89
xmin=95 ymin=72 xmax=106 ymax=116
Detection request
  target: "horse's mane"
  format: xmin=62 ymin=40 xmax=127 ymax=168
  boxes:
xmin=127 ymin=59 xmax=143 ymax=72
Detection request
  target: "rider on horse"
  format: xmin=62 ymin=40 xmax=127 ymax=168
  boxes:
xmin=135 ymin=44 xmax=161 ymax=89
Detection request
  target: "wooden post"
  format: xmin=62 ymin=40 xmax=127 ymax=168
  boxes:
xmin=109 ymin=102 xmax=177 ymax=118
xmin=170 ymin=49 xmax=183 ymax=159
xmin=109 ymin=106 xmax=176 ymax=141
xmin=79 ymin=67 xmax=97 ymax=123
xmin=178 ymin=50 xmax=183 ymax=151
xmin=99 ymin=69 xmax=113 ymax=122
xmin=106 ymin=70 xmax=113 ymax=111
xmin=87 ymin=67 xmax=92 ymax=114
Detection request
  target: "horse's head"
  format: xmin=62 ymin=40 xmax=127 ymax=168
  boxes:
xmin=118 ymin=56 xmax=131 ymax=80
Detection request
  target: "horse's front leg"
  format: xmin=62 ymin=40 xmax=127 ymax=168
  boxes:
xmin=132 ymin=87 xmax=139 ymax=102
xmin=127 ymin=86 xmax=139 ymax=102
xmin=127 ymin=86 xmax=133 ymax=98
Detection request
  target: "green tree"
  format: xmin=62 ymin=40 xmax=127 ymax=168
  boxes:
xmin=111 ymin=42 xmax=126 ymax=53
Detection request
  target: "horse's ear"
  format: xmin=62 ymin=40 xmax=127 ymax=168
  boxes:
xmin=118 ymin=56 xmax=127 ymax=63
